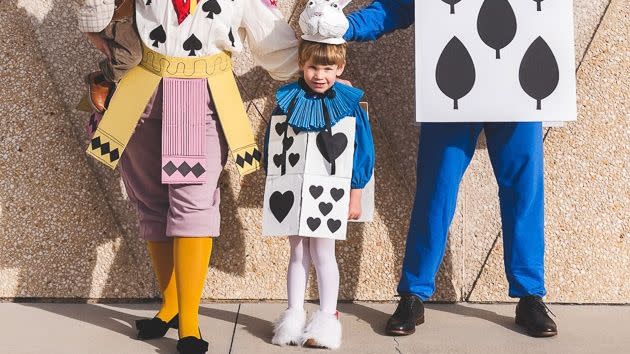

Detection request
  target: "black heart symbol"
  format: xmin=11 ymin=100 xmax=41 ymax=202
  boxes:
xmin=307 ymin=217 xmax=321 ymax=231
xmin=316 ymin=132 xmax=348 ymax=163
xmin=309 ymin=185 xmax=323 ymax=199
xmin=330 ymin=188 xmax=344 ymax=202
xmin=282 ymin=136 xmax=294 ymax=150
xmin=275 ymin=122 xmax=288 ymax=136
xmin=319 ymin=202 xmax=333 ymax=216
xmin=292 ymin=127 xmax=300 ymax=135
xmin=327 ymin=219 xmax=342 ymax=233
xmin=269 ymin=191 xmax=294 ymax=223
xmin=288 ymin=153 xmax=300 ymax=167
xmin=273 ymin=154 xmax=283 ymax=168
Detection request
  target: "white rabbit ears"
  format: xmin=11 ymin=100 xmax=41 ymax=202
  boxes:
xmin=298 ymin=0 xmax=352 ymax=45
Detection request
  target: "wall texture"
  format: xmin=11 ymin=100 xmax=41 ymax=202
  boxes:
xmin=0 ymin=0 xmax=627 ymax=302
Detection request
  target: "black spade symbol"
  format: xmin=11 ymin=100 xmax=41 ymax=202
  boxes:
xmin=319 ymin=202 xmax=333 ymax=216
xmin=441 ymin=0 xmax=462 ymax=14
xmin=316 ymin=132 xmax=347 ymax=163
xmin=228 ymin=28 xmax=235 ymax=47
xmin=533 ymin=0 xmax=544 ymax=11
xmin=149 ymin=25 xmax=166 ymax=48
xmin=477 ymin=0 xmax=517 ymax=59
xmin=327 ymin=219 xmax=342 ymax=233
xmin=330 ymin=188 xmax=344 ymax=202
xmin=275 ymin=122 xmax=288 ymax=136
xmin=519 ymin=37 xmax=559 ymax=110
xmin=288 ymin=153 xmax=300 ymax=167
xmin=202 ymin=0 xmax=222 ymax=19
xmin=273 ymin=154 xmax=283 ymax=168
xmin=309 ymin=185 xmax=324 ymax=199
xmin=183 ymin=34 xmax=202 ymax=56
xmin=269 ymin=191 xmax=294 ymax=223
xmin=307 ymin=217 xmax=321 ymax=231
xmin=282 ymin=136 xmax=294 ymax=150
xmin=435 ymin=37 xmax=476 ymax=110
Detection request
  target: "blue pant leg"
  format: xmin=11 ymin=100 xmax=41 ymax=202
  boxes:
xmin=484 ymin=122 xmax=546 ymax=298
xmin=397 ymin=123 xmax=481 ymax=300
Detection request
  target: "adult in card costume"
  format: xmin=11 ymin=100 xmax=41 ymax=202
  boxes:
xmin=76 ymin=0 xmax=298 ymax=353
xmin=344 ymin=0 xmax=558 ymax=337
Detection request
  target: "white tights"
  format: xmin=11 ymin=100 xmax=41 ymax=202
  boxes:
xmin=287 ymin=236 xmax=339 ymax=315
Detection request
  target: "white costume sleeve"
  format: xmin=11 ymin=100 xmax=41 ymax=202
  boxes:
xmin=75 ymin=0 xmax=115 ymax=33
xmin=241 ymin=0 xmax=299 ymax=81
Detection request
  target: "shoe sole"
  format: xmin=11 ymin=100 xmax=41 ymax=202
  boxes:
xmin=386 ymin=316 xmax=425 ymax=336
xmin=515 ymin=317 xmax=558 ymax=338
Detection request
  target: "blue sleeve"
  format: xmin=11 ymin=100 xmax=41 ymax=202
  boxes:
xmin=344 ymin=0 xmax=415 ymax=42
xmin=351 ymin=106 xmax=375 ymax=189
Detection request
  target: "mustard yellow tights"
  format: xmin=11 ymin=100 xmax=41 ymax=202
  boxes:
xmin=147 ymin=237 xmax=213 ymax=339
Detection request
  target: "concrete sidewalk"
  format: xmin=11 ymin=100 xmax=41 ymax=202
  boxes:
xmin=1 ymin=302 xmax=628 ymax=353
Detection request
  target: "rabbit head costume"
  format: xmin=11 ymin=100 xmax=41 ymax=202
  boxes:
xmin=299 ymin=0 xmax=351 ymax=44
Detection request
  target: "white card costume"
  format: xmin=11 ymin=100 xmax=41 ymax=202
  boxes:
xmin=415 ymin=0 xmax=577 ymax=122
xmin=262 ymin=81 xmax=375 ymax=240
xmin=263 ymin=115 xmax=356 ymax=240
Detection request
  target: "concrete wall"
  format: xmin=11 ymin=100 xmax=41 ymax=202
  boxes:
xmin=0 ymin=0 xmax=627 ymax=302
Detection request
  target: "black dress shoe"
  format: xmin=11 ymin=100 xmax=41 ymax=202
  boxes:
xmin=515 ymin=296 xmax=558 ymax=337
xmin=135 ymin=314 xmax=179 ymax=340
xmin=177 ymin=336 xmax=209 ymax=354
xmin=385 ymin=294 xmax=425 ymax=336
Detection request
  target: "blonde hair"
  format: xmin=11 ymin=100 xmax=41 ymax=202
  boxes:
xmin=298 ymin=40 xmax=347 ymax=67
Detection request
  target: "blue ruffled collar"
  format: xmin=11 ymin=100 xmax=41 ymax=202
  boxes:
xmin=276 ymin=79 xmax=364 ymax=131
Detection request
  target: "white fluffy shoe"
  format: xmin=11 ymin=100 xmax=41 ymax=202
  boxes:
xmin=271 ymin=308 xmax=306 ymax=346
xmin=301 ymin=310 xmax=342 ymax=350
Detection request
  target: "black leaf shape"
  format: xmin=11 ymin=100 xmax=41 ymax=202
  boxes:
xmin=519 ymin=37 xmax=559 ymax=110
xmin=183 ymin=34 xmax=202 ymax=56
xmin=149 ymin=25 xmax=166 ymax=48
xmin=202 ymin=0 xmax=222 ymax=19
xmin=228 ymin=28 xmax=235 ymax=47
xmin=441 ymin=0 xmax=462 ymax=14
xmin=477 ymin=0 xmax=517 ymax=59
xmin=533 ymin=0 xmax=544 ymax=11
xmin=269 ymin=191 xmax=294 ymax=223
xmin=435 ymin=37 xmax=476 ymax=110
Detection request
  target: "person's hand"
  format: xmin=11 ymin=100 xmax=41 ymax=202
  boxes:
xmin=85 ymin=32 xmax=112 ymax=59
xmin=336 ymin=78 xmax=352 ymax=86
xmin=348 ymin=189 xmax=362 ymax=220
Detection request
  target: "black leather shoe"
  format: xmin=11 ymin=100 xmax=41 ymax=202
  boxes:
xmin=177 ymin=336 xmax=209 ymax=354
xmin=135 ymin=314 xmax=179 ymax=340
xmin=385 ymin=294 xmax=425 ymax=336
xmin=515 ymin=296 xmax=558 ymax=337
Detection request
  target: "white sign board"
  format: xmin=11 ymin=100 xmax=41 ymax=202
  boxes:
xmin=415 ymin=0 xmax=577 ymax=122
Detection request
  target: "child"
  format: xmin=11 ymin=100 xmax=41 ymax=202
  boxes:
xmin=78 ymin=0 xmax=142 ymax=112
xmin=262 ymin=2 xmax=374 ymax=347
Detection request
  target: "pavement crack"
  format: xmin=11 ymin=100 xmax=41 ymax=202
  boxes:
xmin=393 ymin=337 xmax=403 ymax=354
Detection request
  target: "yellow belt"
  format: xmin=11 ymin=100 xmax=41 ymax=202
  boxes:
xmin=86 ymin=45 xmax=261 ymax=176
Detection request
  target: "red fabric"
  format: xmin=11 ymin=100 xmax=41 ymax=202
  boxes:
xmin=171 ymin=0 xmax=191 ymax=24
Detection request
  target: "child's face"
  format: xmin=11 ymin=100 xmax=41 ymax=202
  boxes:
xmin=301 ymin=59 xmax=345 ymax=93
